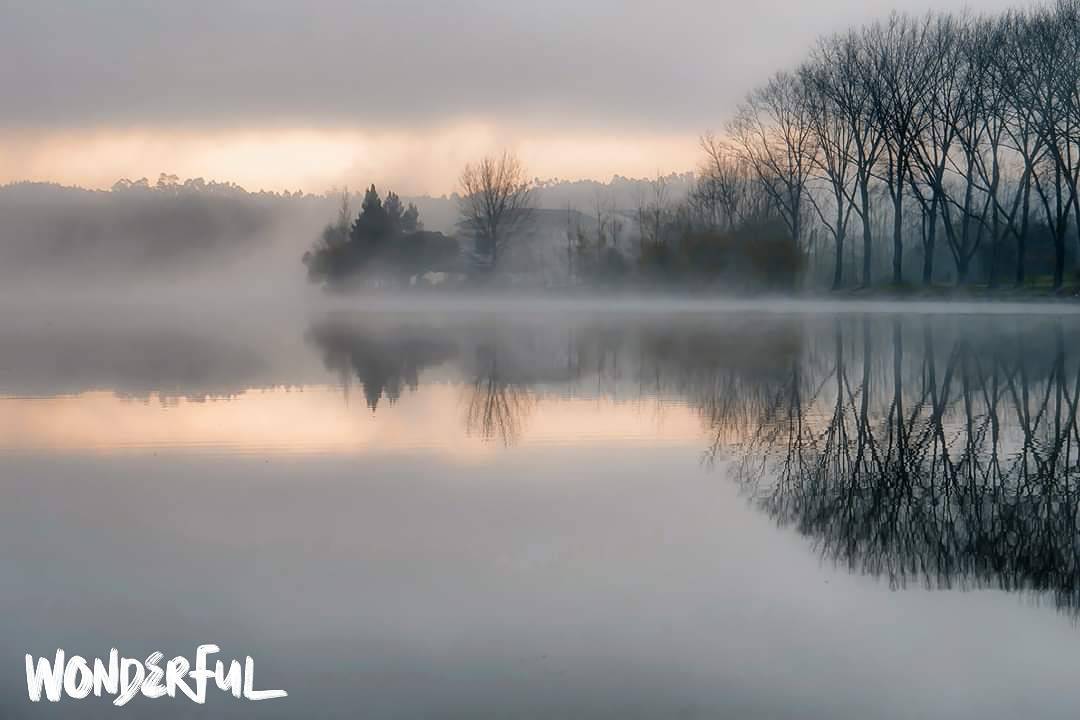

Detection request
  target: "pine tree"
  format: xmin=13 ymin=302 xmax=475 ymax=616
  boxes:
xmin=402 ymin=203 xmax=422 ymax=233
xmin=351 ymin=185 xmax=390 ymax=244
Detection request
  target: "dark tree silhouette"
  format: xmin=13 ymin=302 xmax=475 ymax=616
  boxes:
xmin=303 ymin=185 xmax=459 ymax=287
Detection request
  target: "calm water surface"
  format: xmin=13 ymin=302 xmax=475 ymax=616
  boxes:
xmin=2 ymin=301 xmax=1079 ymax=718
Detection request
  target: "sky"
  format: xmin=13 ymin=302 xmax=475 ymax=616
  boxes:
xmin=0 ymin=0 xmax=1027 ymax=195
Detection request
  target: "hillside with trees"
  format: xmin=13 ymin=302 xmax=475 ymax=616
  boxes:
xmin=0 ymin=176 xmax=333 ymax=290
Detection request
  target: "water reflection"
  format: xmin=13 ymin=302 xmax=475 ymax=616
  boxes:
xmin=3 ymin=308 xmax=1079 ymax=617
xmin=464 ymin=344 xmax=536 ymax=446
xmin=307 ymin=320 xmax=457 ymax=410
xmin=730 ymin=316 xmax=1080 ymax=613
xmin=305 ymin=312 xmax=803 ymax=447
xmin=6 ymin=306 xmax=1080 ymax=718
xmin=308 ymin=311 xmax=1080 ymax=614
xmin=307 ymin=319 xmax=542 ymax=445
xmin=0 ymin=320 xmax=273 ymax=400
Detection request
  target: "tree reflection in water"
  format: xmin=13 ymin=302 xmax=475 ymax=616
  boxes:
xmin=307 ymin=311 xmax=1080 ymax=613
xmin=306 ymin=320 xmax=458 ymax=411
xmin=463 ymin=341 xmax=536 ymax=446
xmin=731 ymin=315 xmax=1080 ymax=613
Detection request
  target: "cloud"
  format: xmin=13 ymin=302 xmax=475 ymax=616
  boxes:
xmin=0 ymin=0 xmax=1025 ymax=133
xmin=0 ymin=0 xmax=1028 ymax=191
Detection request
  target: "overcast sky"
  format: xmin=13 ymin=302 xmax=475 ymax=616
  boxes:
xmin=0 ymin=0 xmax=1030 ymax=193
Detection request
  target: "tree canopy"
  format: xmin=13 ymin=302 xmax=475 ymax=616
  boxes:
xmin=304 ymin=185 xmax=457 ymax=287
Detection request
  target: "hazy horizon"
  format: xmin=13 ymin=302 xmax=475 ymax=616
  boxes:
xmin=1 ymin=0 xmax=1029 ymax=194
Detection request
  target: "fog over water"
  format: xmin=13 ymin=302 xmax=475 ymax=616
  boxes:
xmin=2 ymin=297 xmax=1080 ymax=718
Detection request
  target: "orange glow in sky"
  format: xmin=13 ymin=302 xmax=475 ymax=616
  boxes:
xmin=0 ymin=123 xmax=701 ymax=195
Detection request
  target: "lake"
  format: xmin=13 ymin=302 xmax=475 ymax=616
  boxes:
xmin=3 ymin=299 xmax=1080 ymax=719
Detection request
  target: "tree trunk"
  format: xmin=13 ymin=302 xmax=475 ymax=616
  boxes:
xmin=833 ymin=233 xmax=844 ymax=290
xmin=892 ymin=189 xmax=904 ymax=286
xmin=988 ymin=210 xmax=1001 ymax=290
xmin=1054 ymin=228 xmax=1066 ymax=290
xmin=860 ymin=179 xmax=873 ymax=288
xmin=1054 ymin=165 xmax=1065 ymax=290
xmin=957 ymin=254 xmax=970 ymax=286
xmin=922 ymin=195 xmax=937 ymax=286
xmin=833 ymin=202 xmax=845 ymax=291
xmin=791 ymin=196 xmax=802 ymax=253
xmin=1016 ymin=173 xmax=1031 ymax=287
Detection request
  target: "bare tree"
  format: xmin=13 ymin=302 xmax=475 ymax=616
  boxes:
xmin=1023 ymin=1 xmax=1079 ymax=288
xmin=458 ymin=151 xmax=534 ymax=269
xmin=812 ymin=31 xmax=887 ymax=287
xmin=636 ymin=174 xmax=670 ymax=252
xmin=996 ymin=9 xmax=1047 ymax=286
xmin=729 ymin=71 xmax=817 ymax=251
xmin=695 ymin=133 xmax=773 ymax=231
xmin=965 ymin=13 xmax=1028 ymax=288
xmin=907 ymin=13 xmax=964 ymax=286
xmin=862 ymin=13 xmax=936 ymax=286
xmin=722 ymin=0 xmax=1080 ymax=291
xmin=801 ymin=59 xmax=858 ymax=289
xmin=1049 ymin=0 xmax=1080 ymax=287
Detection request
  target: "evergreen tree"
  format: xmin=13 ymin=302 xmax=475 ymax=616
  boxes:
xmin=402 ymin=203 xmax=422 ymax=233
xmin=384 ymin=191 xmax=404 ymax=235
xmin=350 ymin=185 xmax=390 ymax=244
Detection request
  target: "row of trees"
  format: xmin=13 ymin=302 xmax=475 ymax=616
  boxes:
xmin=711 ymin=0 xmax=1080 ymax=289
xmin=313 ymin=2 xmax=1080 ymax=295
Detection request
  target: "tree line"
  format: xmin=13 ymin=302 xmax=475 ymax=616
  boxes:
xmin=698 ymin=0 xmax=1080 ymax=290
xmin=305 ymin=0 xmax=1080 ymax=295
